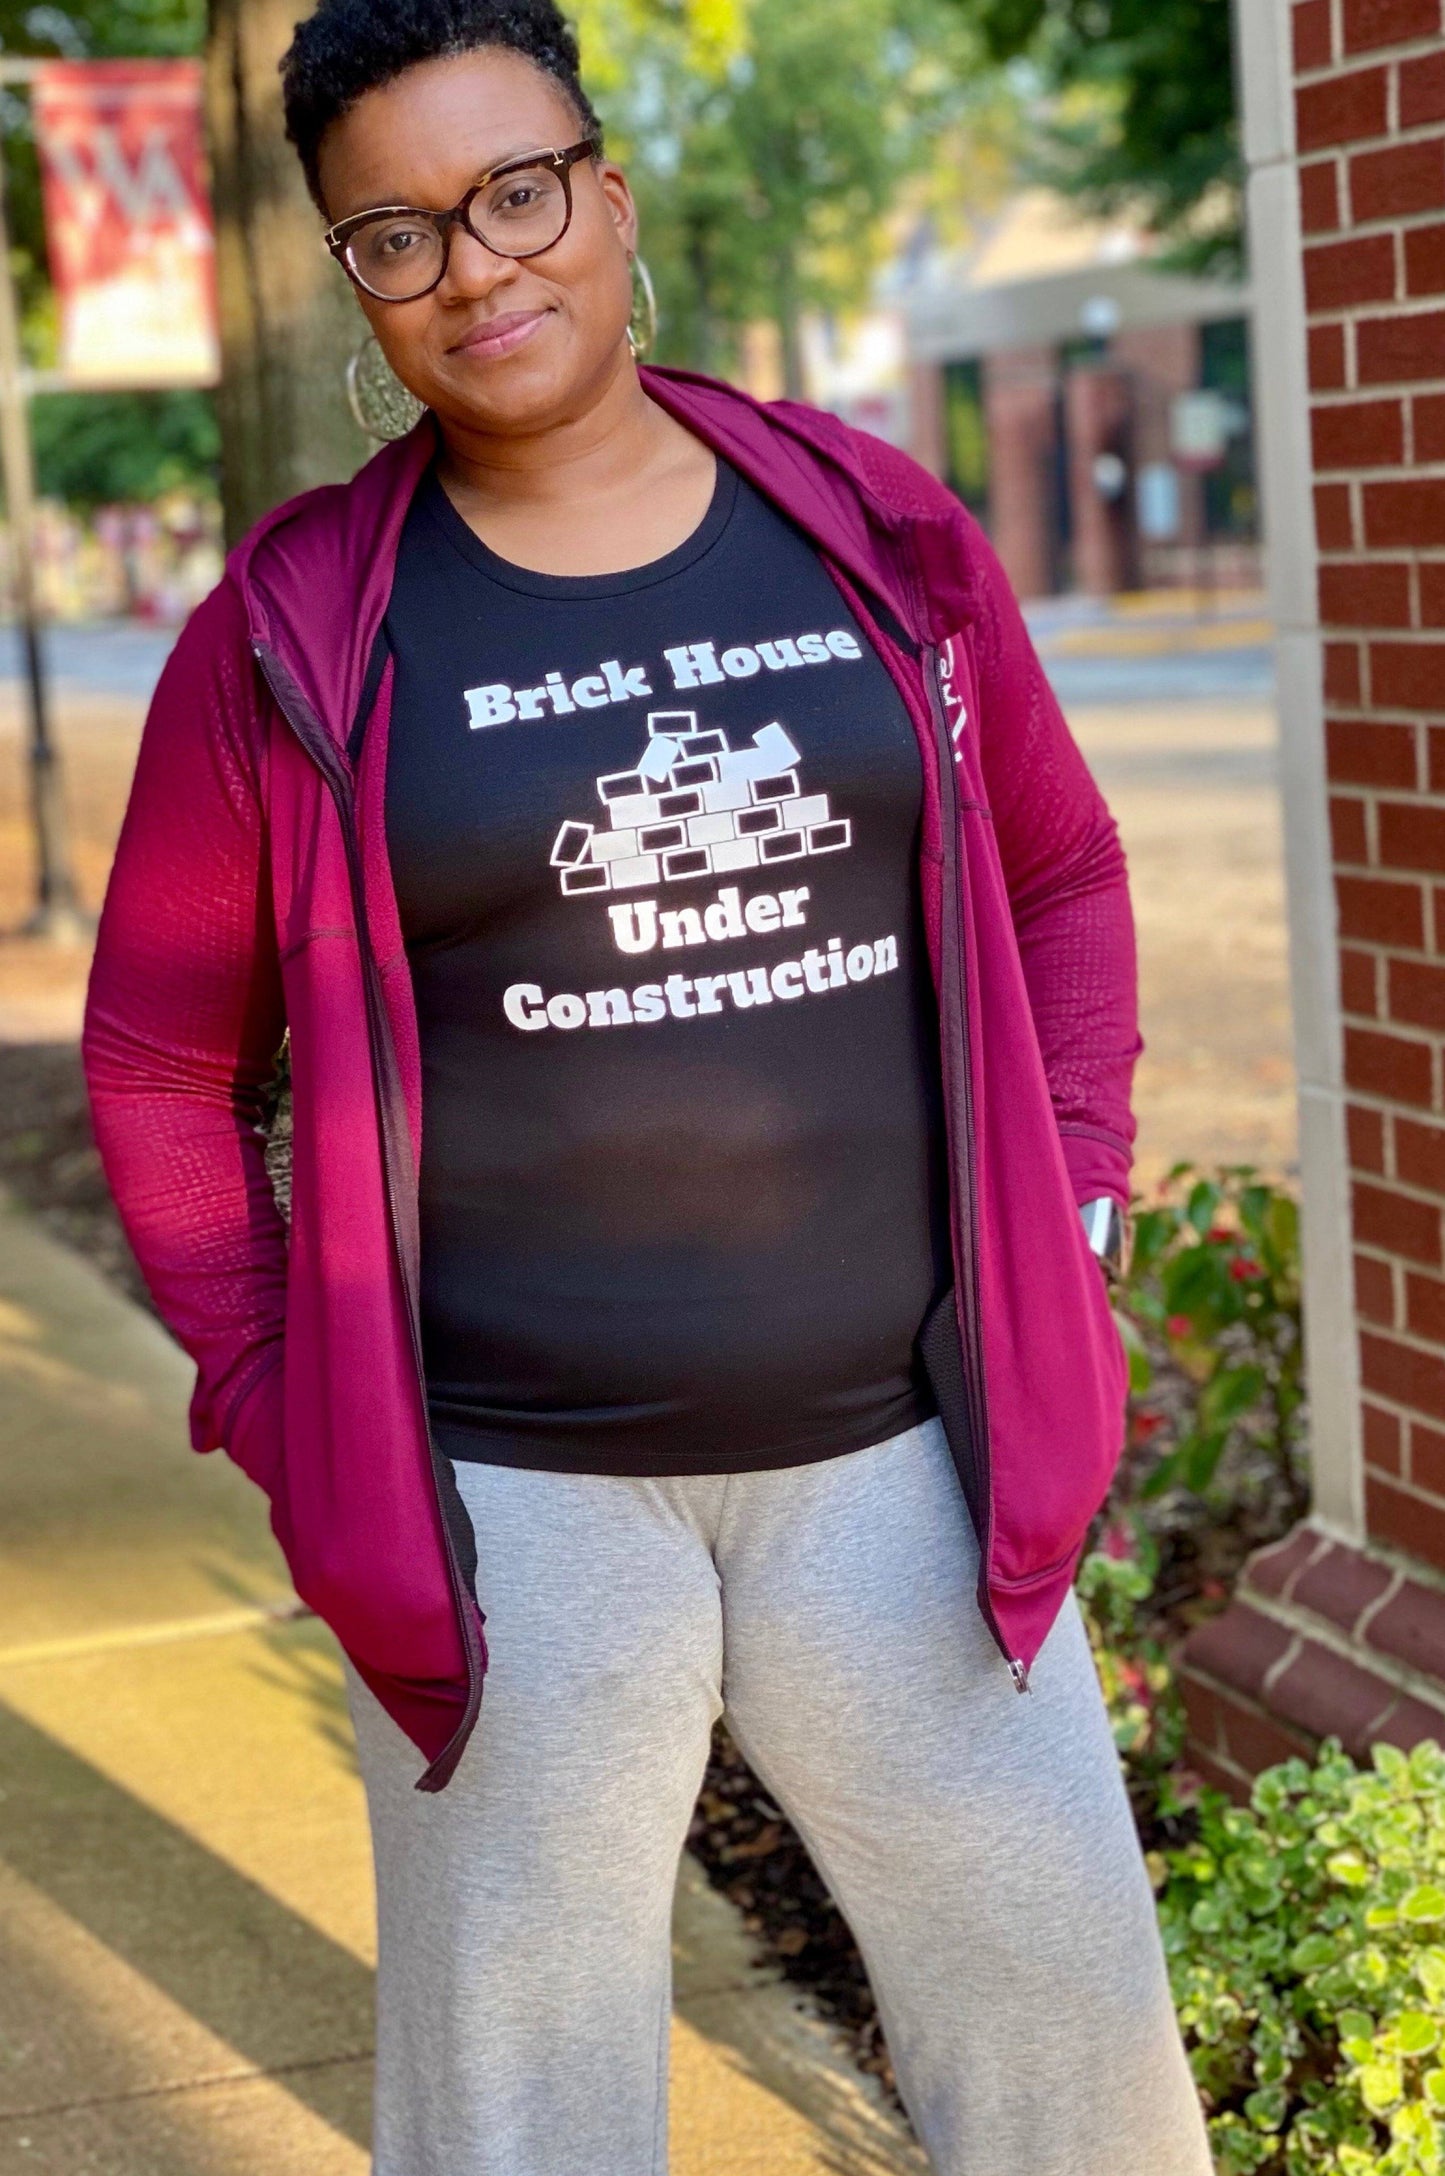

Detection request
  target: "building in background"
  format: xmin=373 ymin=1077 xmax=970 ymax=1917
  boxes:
xmin=899 ymin=190 xmax=1261 ymax=598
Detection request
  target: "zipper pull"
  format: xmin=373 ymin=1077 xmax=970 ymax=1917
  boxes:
xmin=1009 ymin=1659 xmax=1032 ymax=1695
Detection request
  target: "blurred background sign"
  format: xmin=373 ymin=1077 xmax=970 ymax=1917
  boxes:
xmin=1169 ymin=388 xmax=1234 ymax=475
xmin=33 ymin=59 xmax=218 ymax=391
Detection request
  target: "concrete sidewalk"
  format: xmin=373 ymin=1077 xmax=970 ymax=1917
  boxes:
xmin=0 ymin=1194 xmax=922 ymax=2175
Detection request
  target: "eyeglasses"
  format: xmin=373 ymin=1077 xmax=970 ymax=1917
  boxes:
xmin=325 ymin=139 xmax=599 ymax=303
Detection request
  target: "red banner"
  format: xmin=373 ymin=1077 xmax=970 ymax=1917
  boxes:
xmin=33 ymin=60 xmax=219 ymax=390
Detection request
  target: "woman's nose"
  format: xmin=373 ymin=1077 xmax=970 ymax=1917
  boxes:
xmin=440 ymin=223 xmax=522 ymax=305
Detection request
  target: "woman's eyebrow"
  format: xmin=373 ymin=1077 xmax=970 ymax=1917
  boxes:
xmin=340 ymin=146 xmax=560 ymax=218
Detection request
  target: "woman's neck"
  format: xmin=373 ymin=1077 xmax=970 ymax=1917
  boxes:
xmin=434 ymin=358 xmax=717 ymax=578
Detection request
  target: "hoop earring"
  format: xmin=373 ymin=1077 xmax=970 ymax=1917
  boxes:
xmin=347 ymin=332 xmax=427 ymax=443
xmin=627 ymin=255 xmax=658 ymax=361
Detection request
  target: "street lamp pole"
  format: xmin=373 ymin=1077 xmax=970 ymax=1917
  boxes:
xmin=0 ymin=56 xmax=84 ymax=940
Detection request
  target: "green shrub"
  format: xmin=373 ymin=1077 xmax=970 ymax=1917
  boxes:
xmin=1077 ymin=1523 xmax=1188 ymax=1813
xmin=1159 ymin=1739 xmax=1445 ymax=2173
xmin=1122 ymin=1164 xmax=1305 ymax=1506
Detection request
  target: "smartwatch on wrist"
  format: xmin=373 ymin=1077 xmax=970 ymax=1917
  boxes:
xmin=1079 ymin=1196 xmax=1131 ymax=1284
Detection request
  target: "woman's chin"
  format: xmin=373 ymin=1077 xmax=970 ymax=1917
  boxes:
xmin=431 ymin=346 xmax=619 ymax=438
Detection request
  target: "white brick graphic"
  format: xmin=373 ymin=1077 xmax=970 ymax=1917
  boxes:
xmin=750 ymin=771 xmax=800 ymax=805
xmin=663 ymin=845 xmax=713 ymax=881
xmin=808 ymin=820 xmax=852 ymax=853
xmin=591 ymin=829 xmax=639 ymax=862
xmin=609 ymin=854 xmax=661 ymax=890
xmin=638 ymin=736 xmax=683 ymax=783
xmin=550 ymin=820 xmax=594 ymax=866
xmin=701 ymin=778 xmax=753 ymax=815
xmin=687 ymin=810 xmax=742 ymax=848
xmin=561 ymin=863 xmax=610 ymax=895
xmin=604 ymin=793 xmax=663 ymax=830
xmin=555 ymin=712 xmax=852 ymax=897
xmin=710 ymin=836 xmax=763 ymax=873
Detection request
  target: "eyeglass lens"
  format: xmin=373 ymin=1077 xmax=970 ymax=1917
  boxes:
xmin=346 ymin=164 xmax=570 ymax=298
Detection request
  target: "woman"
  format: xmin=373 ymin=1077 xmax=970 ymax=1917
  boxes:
xmin=84 ymin=3 xmax=1213 ymax=2171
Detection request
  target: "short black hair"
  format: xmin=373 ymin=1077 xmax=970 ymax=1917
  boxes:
xmin=281 ymin=0 xmax=603 ymax=210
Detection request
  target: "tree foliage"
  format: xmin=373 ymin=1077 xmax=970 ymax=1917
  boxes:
xmin=953 ymin=0 xmax=1241 ymax=271
xmin=601 ymin=0 xmax=973 ymax=389
xmin=30 ymin=385 xmax=216 ymax=503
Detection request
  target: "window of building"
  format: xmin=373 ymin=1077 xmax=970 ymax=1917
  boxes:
xmin=942 ymin=358 xmax=990 ymax=518
xmin=1199 ymin=316 xmax=1259 ymax=542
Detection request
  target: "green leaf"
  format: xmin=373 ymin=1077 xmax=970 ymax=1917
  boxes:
xmin=1199 ymin=1363 xmax=1267 ymax=1434
xmin=1403 ymin=1885 xmax=1445 ymax=1923
xmin=1329 ymin=1850 xmax=1372 ymax=1888
xmin=1113 ymin=1307 xmax=1152 ymax=1395
xmin=1360 ymin=2058 xmax=1405 ymax=2113
xmin=1127 ymin=1207 xmax=1177 ymax=1276
xmin=1374 ymin=1743 xmax=1410 ymax=1784
xmin=1186 ymin=1179 xmax=1222 ymax=1234
xmin=1424 ymin=2068 xmax=1445 ymax=2109
xmin=1181 ymin=1428 xmax=1232 ymax=1494
xmin=1291 ymin=1934 xmax=1337 ymax=1971
xmin=1141 ymin=1443 xmax=1189 ymax=1500
xmin=1243 ymin=2084 xmax=1287 ymax=2132
xmin=1389 ymin=2098 xmax=1437 ymax=2151
xmin=1395 ymin=2011 xmax=1439 ymax=2057
xmin=1263 ymin=1193 xmax=1300 ymax=1272
xmin=1162 ymin=1244 xmax=1228 ymax=1320
xmin=1237 ymin=1184 xmax=1272 ymax=1241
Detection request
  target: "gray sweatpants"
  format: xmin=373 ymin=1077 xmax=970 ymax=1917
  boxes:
xmin=347 ymin=1418 xmax=1212 ymax=2176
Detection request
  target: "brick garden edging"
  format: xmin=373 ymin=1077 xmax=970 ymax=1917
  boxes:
xmin=1180 ymin=1521 xmax=1445 ymax=1794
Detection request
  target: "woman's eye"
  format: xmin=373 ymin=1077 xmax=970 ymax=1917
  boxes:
xmin=500 ymin=185 xmax=540 ymax=212
xmin=381 ymin=227 xmax=425 ymax=256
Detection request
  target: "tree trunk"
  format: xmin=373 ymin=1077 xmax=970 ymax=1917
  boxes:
xmin=206 ymin=0 xmax=370 ymax=546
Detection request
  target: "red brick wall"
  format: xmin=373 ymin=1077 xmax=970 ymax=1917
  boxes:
xmin=1300 ymin=0 xmax=1445 ymax=1571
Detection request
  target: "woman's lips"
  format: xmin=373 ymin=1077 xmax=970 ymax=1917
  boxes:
xmin=450 ymin=309 xmax=549 ymax=359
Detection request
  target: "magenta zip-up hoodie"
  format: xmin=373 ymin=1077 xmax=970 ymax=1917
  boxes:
xmin=83 ymin=369 xmax=1138 ymax=1790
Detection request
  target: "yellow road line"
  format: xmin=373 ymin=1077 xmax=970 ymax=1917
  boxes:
xmin=1044 ymin=619 xmax=1274 ymax=657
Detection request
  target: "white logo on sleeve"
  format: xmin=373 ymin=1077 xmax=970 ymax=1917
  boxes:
xmin=548 ymin=710 xmax=852 ymax=899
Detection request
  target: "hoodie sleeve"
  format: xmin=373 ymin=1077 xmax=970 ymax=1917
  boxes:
xmin=963 ymin=513 xmax=1142 ymax=1208
xmin=82 ymin=579 xmax=289 ymax=1488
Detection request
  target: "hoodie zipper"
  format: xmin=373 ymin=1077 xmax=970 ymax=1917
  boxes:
xmin=253 ymin=642 xmax=486 ymax=1789
xmin=922 ymin=640 xmax=1030 ymax=1697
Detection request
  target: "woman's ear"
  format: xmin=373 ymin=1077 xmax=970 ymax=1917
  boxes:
xmin=597 ymin=160 xmax=639 ymax=255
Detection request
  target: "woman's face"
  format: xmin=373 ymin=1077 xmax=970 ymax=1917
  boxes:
xmin=316 ymin=48 xmax=637 ymax=439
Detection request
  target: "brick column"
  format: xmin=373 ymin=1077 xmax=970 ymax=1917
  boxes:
xmin=1064 ymin=363 xmax=1142 ymax=595
xmin=1181 ymin=0 xmax=1445 ymax=1791
xmin=983 ymin=346 xmax=1059 ymax=599
xmin=907 ymin=360 xmax=947 ymax=479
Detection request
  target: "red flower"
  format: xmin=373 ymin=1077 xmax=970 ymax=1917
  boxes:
xmin=1130 ymin=1409 xmax=1166 ymax=1444
xmin=1207 ymin=1225 xmax=1233 ymax=1245
xmin=1229 ymin=1258 xmax=1265 ymax=1283
xmin=1166 ymin=1314 xmax=1193 ymax=1339
xmin=1101 ymin=1521 xmax=1135 ymax=1561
